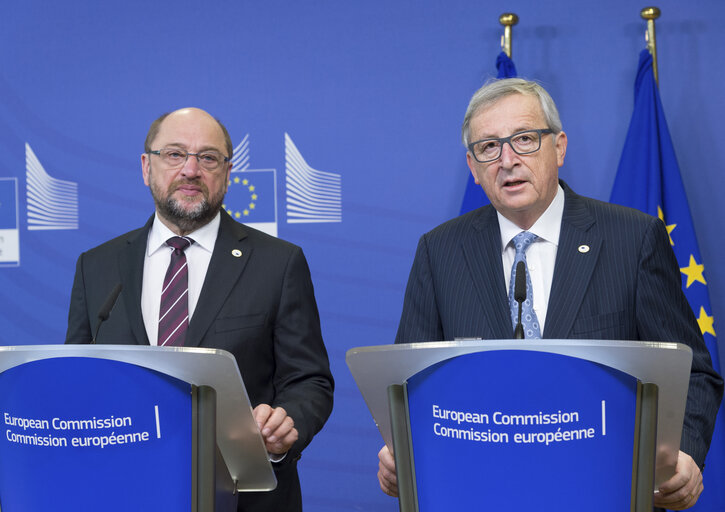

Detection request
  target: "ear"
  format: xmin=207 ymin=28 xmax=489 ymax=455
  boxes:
xmin=554 ymin=131 xmax=568 ymax=167
xmin=466 ymin=152 xmax=481 ymax=185
xmin=141 ymin=153 xmax=151 ymax=186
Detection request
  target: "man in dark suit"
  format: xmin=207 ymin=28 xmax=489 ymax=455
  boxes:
xmin=377 ymin=79 xmax=722 ymax=510
xmin=65 ymin=107 xmax=334 ymax=512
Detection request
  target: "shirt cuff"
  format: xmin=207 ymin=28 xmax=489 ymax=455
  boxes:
xmin=268 ymin=451 xmax=287 ymax=463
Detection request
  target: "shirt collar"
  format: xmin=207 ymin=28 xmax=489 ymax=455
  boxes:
xmin=147 ymin=211 xmax=221 ymax=256
xmin=498 ymin=184 xmax=565 ymax=251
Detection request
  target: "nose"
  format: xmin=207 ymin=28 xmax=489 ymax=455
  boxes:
xmin=498 ymin=140 xmax=518 ymax=167
xmin=179 ymin=153 xmax=202 ymax=178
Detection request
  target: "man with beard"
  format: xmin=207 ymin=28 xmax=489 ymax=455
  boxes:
xmin=65 ymin=107 xmax=334 ymax=512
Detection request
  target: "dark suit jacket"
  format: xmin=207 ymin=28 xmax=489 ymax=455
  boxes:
xmin=66 ymin=211 xmax=334 ymax=512
xmin=396 ymin=182 xmax=722 ymax=468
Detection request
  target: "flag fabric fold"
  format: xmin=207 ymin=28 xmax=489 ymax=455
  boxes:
xmin=459 ymin=52 xmax=517 ymax=215
xmin=610 ymin=49 xmax=724 ymax=511
xmin=495 ymin=51 xmax=517 ymax=79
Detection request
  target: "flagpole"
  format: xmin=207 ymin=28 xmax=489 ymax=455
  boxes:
xmin=499 ymin=13 xmax=518 ymax=58
xmin=640 ymin=7 xmax=660 ymax=84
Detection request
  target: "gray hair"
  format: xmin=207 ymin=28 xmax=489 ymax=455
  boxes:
xmin=461 ymin=78 xmax=563 ymax=147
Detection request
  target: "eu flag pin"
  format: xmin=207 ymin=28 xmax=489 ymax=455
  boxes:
xmin=232 ymin=249 xmax=242 ymax=258
xmin=578 ymin=245 xmax=590 ymax=253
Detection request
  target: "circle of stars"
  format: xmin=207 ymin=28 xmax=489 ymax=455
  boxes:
xmin=223 ymin=176 xmax=258 ymax=219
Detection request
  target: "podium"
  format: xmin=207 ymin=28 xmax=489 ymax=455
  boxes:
xmin=0 ymin=345 xmax=277 ymax=511
xmin=347 ymin=339 xmax=693 ymax=511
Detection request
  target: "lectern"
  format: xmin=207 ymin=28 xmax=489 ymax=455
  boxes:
xmin=0 ymin=345 xmax=277 ymax=511
xmin=347 ymin=339 xmax=692 ymax=512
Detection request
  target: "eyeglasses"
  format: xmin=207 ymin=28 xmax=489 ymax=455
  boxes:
xmin=148 ymin=148 xmax=230 ymax=172
xmin=467 ymin=129 xmax=554 ymax=163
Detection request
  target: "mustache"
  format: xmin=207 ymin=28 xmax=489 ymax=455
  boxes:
xmin=169 ymin=178 xmax=209 ymax=195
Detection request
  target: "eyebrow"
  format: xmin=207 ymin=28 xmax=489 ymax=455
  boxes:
xmin=162 ymin=143 xmax=224 ymax=153
xmin=473 ymin=127 xmax=538 ymax=141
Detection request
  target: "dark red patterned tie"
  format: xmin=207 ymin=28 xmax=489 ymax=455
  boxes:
xmin=158 ymin=236 xmax=194 ymax=346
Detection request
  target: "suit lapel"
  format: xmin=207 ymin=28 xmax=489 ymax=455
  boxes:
xmin=185 ymin=212 xmax=251 ymax=347
xmin=118 ymin=216 xmax=153 ymax=345
xmin=544 ymin=185 xmax=602 ymax=339
xmin=461 ymin=206 xmax=512 ymax=339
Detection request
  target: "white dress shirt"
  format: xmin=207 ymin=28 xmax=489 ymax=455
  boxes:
xmin=141 ymin=212 xmax=220 ymax=345
xmin=498 ymin=185 xmax=565 ymax=334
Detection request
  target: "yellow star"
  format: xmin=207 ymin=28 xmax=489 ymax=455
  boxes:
xmin=234 ymin=176 xmax=240 ymax=184
xmin=248 ymin=185 xmax=255 ymax=192
xmin=242 ymin=179 xmax=248 ymax=186
xmin=234 ymin=211 xmax=241 ymax=219
xmin=249 ymin=203 xmax=255 ymax=209
xmin=243 ymin=209 xmax=249 ymax=216
xmin=251 ymin=194 xmax=258 ymax=200
xmin=697 ymin=306 xmax=716 ymax=337
xmin=680 ymin=255 xmax=706 ymax=288
xmin=657 ymin=206 xmax=676 ymax=246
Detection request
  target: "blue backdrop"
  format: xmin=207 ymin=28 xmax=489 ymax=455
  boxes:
xmin=1 ymin=1 xmax=724 ymax=510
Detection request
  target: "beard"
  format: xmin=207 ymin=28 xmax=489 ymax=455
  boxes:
xmin=149 ymin=167 xmax=225 ymax=234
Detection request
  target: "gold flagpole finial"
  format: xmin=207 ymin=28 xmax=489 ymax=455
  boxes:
xmin=640 ymin=7 xmax=661 ymax=84
xmin=499 ymin=13 xmax=519 ymax=58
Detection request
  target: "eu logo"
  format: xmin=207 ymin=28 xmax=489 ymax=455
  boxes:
xmin=223 ymin=170 xmax=277 ymax=225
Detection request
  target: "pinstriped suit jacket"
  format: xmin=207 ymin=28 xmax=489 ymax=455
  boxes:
xmin=395 ymin=181 xmax=723 ymax=467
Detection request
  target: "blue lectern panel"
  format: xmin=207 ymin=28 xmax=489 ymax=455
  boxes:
xmin=406 ymin=350 xmax=638 ymax=511
xmin=0 ymin=357 xmax=192 ymax=511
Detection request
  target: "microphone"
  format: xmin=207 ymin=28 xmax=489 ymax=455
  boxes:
xmin=92 ymin=283 xmax=122 ymax=344
xmin=513 ymin=261 xmax=526 ymax=339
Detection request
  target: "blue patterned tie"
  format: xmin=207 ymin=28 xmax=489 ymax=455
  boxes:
xmin=508 ymin=231 xmax=541 ymax=339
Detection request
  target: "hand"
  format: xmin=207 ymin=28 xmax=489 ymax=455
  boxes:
xmin=253 ymin=404 xmax=298 ymax=455
xmin=378 ymin=445 xmax=398 ymax=497
xmin=654 ymin=451 xmax=703 ymax=510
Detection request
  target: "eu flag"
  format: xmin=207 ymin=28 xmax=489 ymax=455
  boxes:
xmin=459 ymin=52 xmax=517 ymax=215
xmin=610 ymin=49 xmax=724 ymax=510
xmin=222 ymin=169 xmax=277 ymax=224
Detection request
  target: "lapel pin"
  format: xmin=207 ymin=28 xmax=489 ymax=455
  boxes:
xmin=578 ymin=245 xmax=590 ymax=253
xmin=232 ymin=249 xmax=243 ymax=258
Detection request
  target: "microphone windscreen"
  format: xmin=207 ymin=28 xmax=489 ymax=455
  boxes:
xmin=514 ymin=261 xmax=526 ymax=303
xmin=98 ymin=283 xmax=123 ymax=322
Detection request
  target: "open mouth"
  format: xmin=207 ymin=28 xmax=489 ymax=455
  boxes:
xmin=503 ymin=179 xmax=527 ymax=188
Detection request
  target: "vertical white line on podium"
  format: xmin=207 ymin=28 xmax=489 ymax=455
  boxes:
xmin=601 ymin=400 xmax=606 ymax=436
xmin=155 ymin=405 xmax=161 ymax=438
